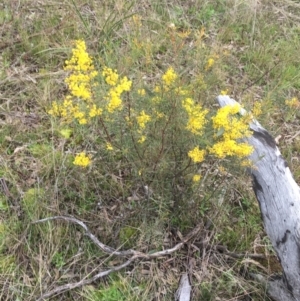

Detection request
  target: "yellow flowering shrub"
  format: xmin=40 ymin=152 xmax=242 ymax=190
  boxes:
xmin=49 ymin=39 xmax=254 ymax=177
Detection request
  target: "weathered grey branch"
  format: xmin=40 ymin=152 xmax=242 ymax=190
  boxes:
xmin=174 ymin=273 xmax=191 ymax=301
xmin=217 ymin=95 xmax=300 ymax=301
xmin=33 ymin=216 xmax=202 ymax=300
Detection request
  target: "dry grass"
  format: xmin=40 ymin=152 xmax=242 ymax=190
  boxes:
xmin=1 ymin=0 xmax=300 ymax=300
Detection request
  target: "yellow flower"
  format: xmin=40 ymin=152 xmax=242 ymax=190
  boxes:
xmin=209 ymin=140 xmax=253 ymax=159
xmin=73 ymin=152 xmax=91 ymax=167
xmin=192 ymin=174 xmax=201 ymax=182
xmin=79 ymin=118 xmax=87 ymax=125
xmin=212 ymin=104 xmax=251 ymax=139
xmin=137 ymin=89 xmax=146 ymax=96
xmin=118 ymin=76 xmax=132 ymax=92
xmin=103 ymin=71 xmax=132 ymax=113
xmin=162 ymin=67 xmax=178 ymax=86
xmin=285 ymin=97 xmax=300 ymax=108
xmin=136 ymin=110 xmax=151 ymax=129
xmin=106 ymin=142 xmax=113 ymax=151
xmin=252 ymin=102 xmax=262 ymax=117
xmin=154 ymin=110 xmax=164 ymax=118
xmin=102 ymin=67 xmax=119 ymax=86
xmin=182 ymin=98 xmax=208 ymax=135
xmin=138 ymin=135 xmax=146 ymax=144
xmin=218 ymin=165 xmax=226 ymax=174
xmin=241 ymin=159 xmax=253 ymax=167
xmin=89 ymin=104 xmax=103 ymax=117
xmin=210 ymin=104 xmax=253 ymax=159
xmin=48 ymin=101 xmax=60 ymax=116
xmin=106 ymin=88 xmax=122 ymax=112
xmin=64 ymin=40 xmax=97 ymax=102
xmin=73 ymin=108 xmax=87 ymax=124
xmin=188 ymin=147 xmax=206 ymax=163
xmin=205 ymin=58 xmax=214 ymax=70
xmin=220 ymin=89 xmax=229 ymax=95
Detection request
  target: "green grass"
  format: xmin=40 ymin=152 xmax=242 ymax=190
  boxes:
xmin=0 ymin=0 xmax=299 ymax=300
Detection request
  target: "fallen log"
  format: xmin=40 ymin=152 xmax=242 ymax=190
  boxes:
xmin=217 ymin=95 xmax=300 ymax=301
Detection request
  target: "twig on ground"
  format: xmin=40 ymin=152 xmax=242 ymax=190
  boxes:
xmin=33 ymin=216 xmax=266 ymax=300
xmin=33 ymin=215 xmax=202 ymax=300
xmin=36 ymin=257 xmax=136 ymax=301
xmin=33 ymin=215 xmax=200 ymax=257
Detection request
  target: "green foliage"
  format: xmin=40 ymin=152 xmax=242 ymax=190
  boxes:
xmin=22 ymin=188 xmax=45 ymax=219
xmin=86 ymin=276 xmax=143 ymax=301
xmin=119 ymin=226 xmax=138 ymax=248
xmin=51 ymin=252 xmax=66 ymax=269
xmin=89 ymin=283 xmax=126 ymax=301
xmin=200 ymin=282 xmax=213 ymax=300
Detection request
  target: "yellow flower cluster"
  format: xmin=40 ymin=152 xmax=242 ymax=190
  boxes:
xmin=188 ymin=146 xmax=206 ymax=163
xmin=209 ymin=140 xmax=253 ymax=158
xmin=209 ymin=104 xmax=253 ymax=158
xmin=205 ymin=58 xmax=215 ymax=70
xmin=102 ymin=67 xmax=132 ymax=113
xmin=64 ymin=40 xmax=98 ymax=101
xmin=252 ymin=102 xmax=262 ymax=117
xmin=106 ymin=142 xmax=114 ymax=151
xmin=73 ymin=152 xmax=91 ymax=167
xmin=48 ymin=40 xmax=102 ymax=124
xmin=136 ymin=110 xmax=151 ymax=143
xmin=102 ymin=67 xmax=119 ymax=86
xmin=205 ymin=54 xmax=219 ymax=71
xmin=285 ymin=97 xmax=300 ymax=108
xmin=136 ymin=110 xmax=151 ymax=129
xmin=162 ymin=67 xmax=178 ymax=86
xmin=220 ymin=89 xmax=229 ymax=95
xmin=137 ymin=89 xmax=146 ymax=96
xmin=138 ymin=135 xmax=146 ymax=144
xmin=192 ymin=174 xmax=201 ymax=182
xmin=182 ymin=98 xmax=208 ymax=135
